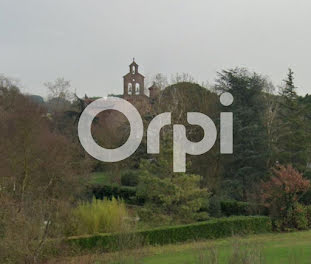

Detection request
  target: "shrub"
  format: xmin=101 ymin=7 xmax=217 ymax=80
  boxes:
xmin=136 ymin=207 xmax=170 ymax=225
xmin=90 ymin=184 xmax=143 ymax=205
xmin=273 ymin=202 xmax=308 ymax=231
xmin=221 ymin=200 xmax=249 ymax=216
xmin=306 ymin=205 xmax=311 ymax=227
xmin=194 ymin=212 xmax=210 ymax=222
xmin=71 ymin=197 xmax=129 ymax=235
xmin=207 ymin=196 xmax=222 ymax=218
xmin=300 ymin=189 xmax=311 ymax=205
xmin=262 ymin=164 xmax=310 ymax=219
xmin=121 ymin=170 xmax=140 ymax=186
xmin=138 ymin=172 xmax=209 ymax=222
xmin=220 ymin=200 xmax=268 ymax=217
xmin=291 ymin=203 xmax=308 ymax=230
xmin=262 ymin=164 xmax=310 ymax=230
xmin=67 ymin=216 xmax=272 ymax=251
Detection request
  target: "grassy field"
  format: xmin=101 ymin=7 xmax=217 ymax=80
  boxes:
xmin=54 ymin=230 xmax=311 ymax=264
xmin=141 ymin=231 xmax=311 ymax=264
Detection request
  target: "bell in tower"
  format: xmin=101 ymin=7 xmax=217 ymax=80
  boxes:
xmin=123 ymin=58 xmax=145 ymax=96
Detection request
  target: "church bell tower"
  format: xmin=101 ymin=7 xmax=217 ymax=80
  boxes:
xmin=123 ymin=59 xmax=145 ymax=96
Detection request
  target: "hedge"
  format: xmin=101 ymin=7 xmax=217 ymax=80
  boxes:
xmin=220 ymin=200 xmax=250 ymax=216
xmin=67 ymin=216 xmax=271 ymax=251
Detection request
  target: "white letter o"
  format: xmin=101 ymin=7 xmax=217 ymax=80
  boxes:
xmin=78 ymin=97 xmax=143 ymax=162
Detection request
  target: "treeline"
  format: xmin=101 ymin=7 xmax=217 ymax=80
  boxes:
xmin=0 ymin=77 xmax=92 ymax=263
xmin=115 ymin=68 xmax=311 ymax=226
xmin=1 ymin=67 xmax=311 ymax=262
xmin=149 ymin=68 xmax=311 ymax=202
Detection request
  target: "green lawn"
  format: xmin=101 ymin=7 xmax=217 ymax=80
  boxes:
xmin=89 ymin=172 xmax=116 ymax=185
xmin=140 ymin=231 xmax=311 ymax=264
xmin=54 ymin=228 xmax=311 ymax=264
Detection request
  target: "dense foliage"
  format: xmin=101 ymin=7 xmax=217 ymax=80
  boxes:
xmin=220 ymin=200 xmax=267 ymax=217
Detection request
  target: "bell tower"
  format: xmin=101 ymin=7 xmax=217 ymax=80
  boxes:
xmin=123 ymin=58 xmax=145 ymax=96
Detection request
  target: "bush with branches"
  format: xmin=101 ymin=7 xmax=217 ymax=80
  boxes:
xmin=261 ymin=164 xmax=310 ymax=230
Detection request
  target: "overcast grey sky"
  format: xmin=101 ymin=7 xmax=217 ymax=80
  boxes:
xmin=1 ymin=0 xmax=311 ymax=98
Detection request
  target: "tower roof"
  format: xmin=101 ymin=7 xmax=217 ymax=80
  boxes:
xmin=148 ymin=82 xmax=160 ymax=90
xmin=123 ymin=58 xmax=144 ymax=78
xmin=129 ymin=58 xmax=138 ymax=67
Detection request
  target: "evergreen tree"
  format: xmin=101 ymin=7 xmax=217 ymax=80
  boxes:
xmin=276 ymin=69 xmax=307 ymax=171
xmin=215 ymin=68 xmax=269 ymax=201
xmin=282 ymin=69 xmax=297 ymax=100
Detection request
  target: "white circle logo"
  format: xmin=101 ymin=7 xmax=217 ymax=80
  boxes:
xmin=78 ymin=97 xmax=143 ymax=162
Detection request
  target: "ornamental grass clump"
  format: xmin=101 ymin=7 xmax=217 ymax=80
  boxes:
xmin=72 ymin=197 xmax=129 ymax=235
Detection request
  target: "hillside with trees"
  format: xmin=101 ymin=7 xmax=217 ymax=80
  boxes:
xmin=1 ymin=68 xmax=311 ymax=263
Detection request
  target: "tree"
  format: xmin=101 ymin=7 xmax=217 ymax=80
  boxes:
xmin=156 ymin=82 xmax=220 ymax=190
xmin=137 ymin=161 xmax=209 ymax=223
xmin=0 ymin=75 xmax=21 ymax=110
xmin=261 ymin=81 xmax=279 ymax=169
xmin=45 ymin=77 xmax=72 ymax=111
xmin=44 ymin=77 xmax=72 ymax=101
xmin=0 ymin=74 xmax=20 ymax=92
xmin=137 ymin=139 xmax=209 ymax=223
xmin=215 ymin=68 xmax=269 ymax=201
xmin=282 ymin=69 xmax=297 ymax=100
xmin=299 ymin=94 xmax=311 ymax=178
xmin=0 ymin=90 xmax=89 ymax=263
xmin=276 ymin=69 xmax=308 ymax=171
xmin=145 ymin=73 xmax=168 ymax=91
xmin=171 ymin=72 xmax=195 ymax=84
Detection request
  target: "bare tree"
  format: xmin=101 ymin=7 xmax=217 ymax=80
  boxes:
xmin=0 ymin=90 xmax=89 ymax=263
xmin=0 ymin=74 xmax=20 ymax=96
xmin=170 ymin=72 xmax=195 ymax=84
xmin=44 ymin=77 xmax=73 ymax=101
xmin=44 ymin=77 xmax=73 ymax=111
xmin=262 ymin=79 xmax=279 ymax=168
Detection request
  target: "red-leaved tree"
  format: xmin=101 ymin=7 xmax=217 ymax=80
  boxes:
xmin=262 ymin=164 xmax=310 ymax=229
